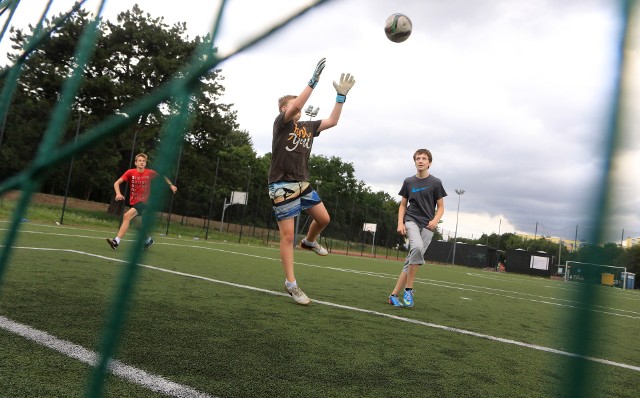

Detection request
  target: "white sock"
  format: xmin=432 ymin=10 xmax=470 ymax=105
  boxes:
xmin=145 ymin=237 xmax=152 ymax=244
xmin=114 ymin=237 xmax=121 ymax=244
xmin=285 ymin=279 xmax=297 ymax=289
xmin=303 ymin=239 xmax=316 ymax=246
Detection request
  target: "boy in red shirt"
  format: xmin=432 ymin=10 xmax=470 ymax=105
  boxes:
xmin=106 ymin=153 xmax=177 ymax=250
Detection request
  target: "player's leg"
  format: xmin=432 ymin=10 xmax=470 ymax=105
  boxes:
xmin=403 ymin=225 xmax=434 ymax=307
xmin=118 ymin=207 xmax=138 ymax=239
xmin=278 ymin=216 xmax=310 ymax=305
xmin=300 ymin=190 xmax=329 ymax=256
xmin=394 ymin=221 xmax=423 ymax=307
xmin=405 ymin=227 xmax=433 ymax=288
xmin=269 ymin=182 xmax=310 ymax=304
xmin=135 ymin=204 xmax=154 ymax=249
xmin=389 ymin=269 xmax=408 ymax=307
xmin=107 ymin=207 xmax=138 ymax=249
xmin=277 ymin=217 xmax=296 ymax=282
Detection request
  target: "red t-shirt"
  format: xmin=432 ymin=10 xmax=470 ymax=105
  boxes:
xmin=120 ymin=168 xmax=159 ymax=205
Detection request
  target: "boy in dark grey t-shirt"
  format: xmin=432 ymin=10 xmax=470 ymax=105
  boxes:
xmin=389 ymin=149 xmax=447 ymax=308
xmin=267 ymin=57 xmax=356 ymax=305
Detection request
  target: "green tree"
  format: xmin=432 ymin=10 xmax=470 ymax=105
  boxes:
xmin=1 ymin=6 xmax=238 ymax=218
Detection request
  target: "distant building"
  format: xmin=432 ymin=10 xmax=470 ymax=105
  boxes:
xmin=623 ymin=237 xmax=640 ymax=248
xmin=514 ymin=233 xmax=583 ymax=251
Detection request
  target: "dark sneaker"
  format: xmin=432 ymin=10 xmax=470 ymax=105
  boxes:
xmin=144 ymin=238 xmax=154 ymax=250
xmin=106 ymin=238 xmax=118 ymax=250
xmin=388 ymin=294 xmax=403 ymax=307
xmin=300 ymin=240 xmax=328 ymax=256
xmin=403 ymin=289 xmax=414 ymax=308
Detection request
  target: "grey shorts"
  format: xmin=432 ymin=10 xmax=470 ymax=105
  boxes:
xmin=403 ymin=220 xmax=434 ymax=272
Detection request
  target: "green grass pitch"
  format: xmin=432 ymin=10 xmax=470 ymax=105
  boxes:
xmin=1 ymin=221 xmax=639 ymax=397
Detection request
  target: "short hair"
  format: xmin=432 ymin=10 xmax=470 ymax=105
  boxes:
xmin=135 ymin=153 xmax=148 ymax=161
xmin=278 ymin=95 xmax=297 ymax=111
xmin=413 ymin=148 xmax=432 ymax=162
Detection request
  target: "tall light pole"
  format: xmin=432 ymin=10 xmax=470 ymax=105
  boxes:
xmin=60 ymin=112 xmax=82 ymax=225
xmin=452 ymin=189 xmax=465 ymax=265
xmin=294 ymin=106 xmax=318 ymax=248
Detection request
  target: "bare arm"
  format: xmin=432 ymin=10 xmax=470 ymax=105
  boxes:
xmin=318 ymin=102 xmax=344 ymax=131
xmin=427 ymin=198 xmax=445 ymax=231
xmin=113 ymin=178 xmax=125 ymax=201
xmin=284 ymin=85 xmax=314 ymax=123
xmin=397 ymin=197 xmax=408 ymax=235
xmin=163 ymin=176 xmax=178 ymax=193
xmin=284 ymin=58 xmax=326 ymax=123
xmin=318 ymin=72 xmax=355 ymax=132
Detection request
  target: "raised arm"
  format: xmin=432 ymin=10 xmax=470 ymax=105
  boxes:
xmin=319 ymin=73 xmax=356 ymax=132
xmin=284 ymin=58 xmax=326 ymax=123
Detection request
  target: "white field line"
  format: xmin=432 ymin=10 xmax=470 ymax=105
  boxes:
xmin=3 ymin=245 xmax=640 ymax=374
xmin=3 ymin=227 xmax=640 ymax=316
xmin=0 ymin=316 xmax=213 ymax=398
xmin=6 ymin=225 xmax=640 ymax=301
xmin=156 ymin=242 xmax=640 ymax=319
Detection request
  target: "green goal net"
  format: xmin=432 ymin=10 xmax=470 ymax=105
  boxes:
xmin=0 ymin=0 xmax=331 ymax=396
xmin=0 ymin=1 xmax=638 ymax=397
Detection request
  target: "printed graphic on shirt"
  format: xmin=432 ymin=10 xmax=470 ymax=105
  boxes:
xmin=286 ymin=122 xmax=313 ymax=152
xmin=121 ymin=168 xmax=158 ymax=206
xmin=130 ymin=174 xmax=151 ymax=204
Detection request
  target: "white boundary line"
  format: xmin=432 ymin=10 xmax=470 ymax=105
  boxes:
xmin=4 ymin=246 xmax=640 ymax=374
xmin=0 ymin=315 xmax=214 ymax=397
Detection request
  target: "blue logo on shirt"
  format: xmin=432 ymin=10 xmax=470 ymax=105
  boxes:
xmin=411 ymin=187 xmax=428 ymax=193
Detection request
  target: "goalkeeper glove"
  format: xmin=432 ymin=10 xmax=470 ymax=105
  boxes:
xmin=333 ymin=73 xmax=356 ymax=103
xmin=308 ymin=57 xmax=326 ymax=89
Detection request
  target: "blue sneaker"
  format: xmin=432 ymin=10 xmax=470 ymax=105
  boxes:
xmin=388 ymin=294 xmax=403 ymax=307
xmin=144 ymin=237 xmax=154 ymax=250
xmin=403 ymin=289 xmax=414 ymax=308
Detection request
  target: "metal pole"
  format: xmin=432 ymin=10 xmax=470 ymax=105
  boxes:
xmin=558 ymin=239 xmax=562 ymax=274
xmin=220 ymin=198 xmax=229 ymax=232
xmin=165 ymin=145 xmax=182 ymax=236
xmin=574 ymin=225 xmax=578 ymax=252
xmin=60 ymin=113 xmax=81 ymax=224
xmin=205 ymin=157 xmax=220 ymax=240
xmin=452 ymin=189 xmax=465 ymax=265
xmin=239 ymin=166 xmax=251 ymax=243
xmin=0 ymin=105 xmax=8 ymax=148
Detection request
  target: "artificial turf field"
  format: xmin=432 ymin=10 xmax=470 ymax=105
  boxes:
xmin=0 ymin=221 xmax=639 ymax=397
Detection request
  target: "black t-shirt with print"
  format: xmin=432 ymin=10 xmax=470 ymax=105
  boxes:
xmin=268 ymin=111 xmax=322 ymax=183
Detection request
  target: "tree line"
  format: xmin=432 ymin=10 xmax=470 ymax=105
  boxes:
xmin=0 ymin=5 xmax=637 ymax=281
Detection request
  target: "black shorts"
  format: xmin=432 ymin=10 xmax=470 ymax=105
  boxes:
xmin=132 ymin=202 xmax=148 ymax=217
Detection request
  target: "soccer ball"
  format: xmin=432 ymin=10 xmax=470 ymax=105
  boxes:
xmin=384 ymin=13 xmax=412 ymax=43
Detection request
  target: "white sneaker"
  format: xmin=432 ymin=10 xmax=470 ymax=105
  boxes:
xmin=300 ymin=240 xmax=328 ymax=256
xmin=285 ymin=283 xmax=311 ymax=305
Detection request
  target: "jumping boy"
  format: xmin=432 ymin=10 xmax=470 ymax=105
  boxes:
xmin=269 ymin=57 xmax=355 ymax=305
xmin=389 ymin=148 xmax=446 ymax=308
xmin=106 ymin=153 xmax=177 ymax=250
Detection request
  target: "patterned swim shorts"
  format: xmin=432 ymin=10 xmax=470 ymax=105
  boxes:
xmin=268 ymin=181 xmax=321 ymax=221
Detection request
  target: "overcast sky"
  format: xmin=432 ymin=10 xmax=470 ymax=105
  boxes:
xmin=2 ymin=0 xmax=638 ymax=244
